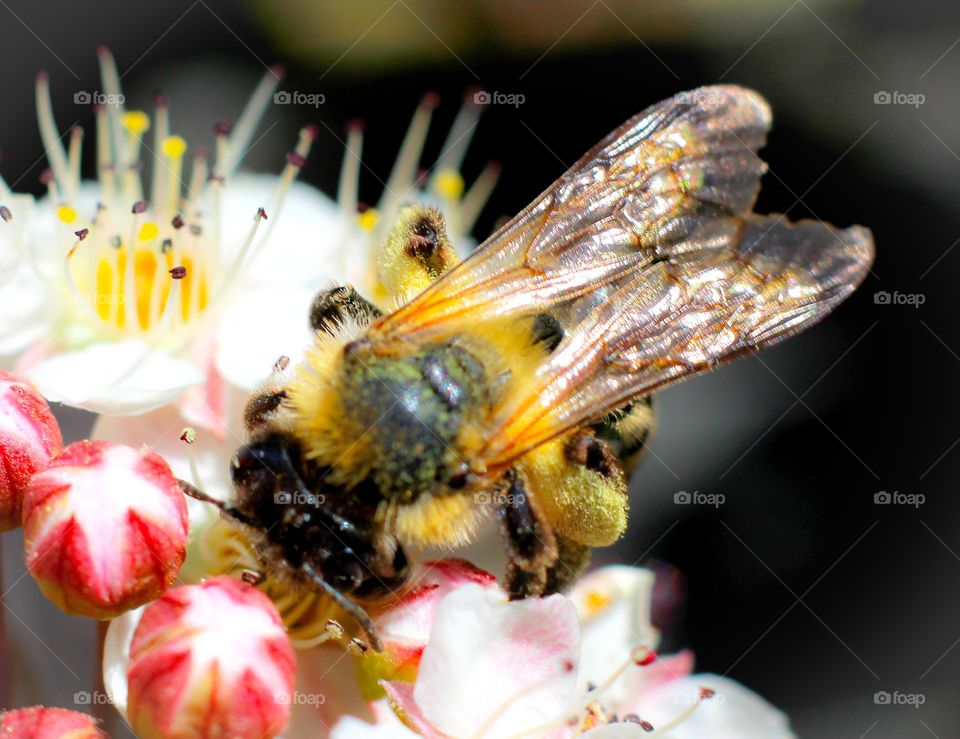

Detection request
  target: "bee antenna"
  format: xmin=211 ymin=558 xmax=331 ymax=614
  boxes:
xmin=300 ymin=561 xmax=384 ymax=652
xmin=176 ymin=478 xmax=257 ymax=528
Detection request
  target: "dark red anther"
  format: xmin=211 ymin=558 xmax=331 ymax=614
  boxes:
xmin=257 ymin=207 xmax=268 ymax=221
xmin=562 ymin=659 xmax=575 ymax=672
xmin=273 ymin=356 xmax=290 ymax=372
xmin=346 ymin=118 xmax=365 ymax=133
xmin=0 ymin=205 xmax=11 ymax=223
xmin=270 ymin=64 xmax=285 ymax=81
xmin=422 ymin=91 xmax=440 ymax=109
xmin=74 ymin=228 xmax=89 ymax=240
xmin=132 ymin=200 xmax=148 ymax=214
xmin=152 ymin=91 xmax=167 ymax=108
xmin=206 ymin=173 xmax=225 ymax=185
xmin=633 ymin=648 xmax=657 ymax=667
xmin=171 ymin=214 xmax=185 ymax=230
xmin=304 ymin=124 xmax=319 ymax=140
xmin=285 ymin=151 xmax=306 ymax=168
xmin=214 ymin=121 xmax=232 ymax=137
xmin=169 ymin=266 xmax=187 ymax=279
xmin=699 ymin=687 xmax=716 ymax=701
xmin=39 ymin=169 xmax=55 ymax=185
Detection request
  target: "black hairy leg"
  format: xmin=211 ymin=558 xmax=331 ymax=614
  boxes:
xmin=309 ymin=285 xmax=382 ymax=335
xmin=243 ymin=388 xmax=287 ymax=431
xmin=544 ymin=534 xmax=591 ymax=595
xmin=496 ymin=469 xmax=558 ymax=599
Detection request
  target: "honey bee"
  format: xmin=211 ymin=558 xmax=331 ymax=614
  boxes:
xmin=181 ymin=86 xmax=873 ymax=650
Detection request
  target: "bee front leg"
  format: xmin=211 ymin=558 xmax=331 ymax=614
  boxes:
xmin=309 ymin=285 xmax=383 ymax=335
xmin=496 ymin=470 xmax=558 ymax=599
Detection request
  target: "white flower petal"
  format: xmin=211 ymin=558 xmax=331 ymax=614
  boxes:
xmin=214 ymin=284 xmax=318 ymax=390
xmin=571 ymin=566 xmax=661 ymax=708
xmin=28 ymin=340 xmax=203 ymax=414
xmin=629 ymin=674 xmax=796 ymax=738
xmin=413 ymin=584 xmax=580 ymax=739
xmin=102 ymin=605 xmax=146 ymax=719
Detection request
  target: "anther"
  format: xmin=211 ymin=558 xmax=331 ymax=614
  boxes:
xmin=160 ymin=239 xmax=173 ymax=253
xmin=74 ymin=228 xmax=89 ymax=240
xmin=214 ymin=121 xmax=232 ymax=137
xmin=622 ymin=715 xmax=654 ymax=732
xmin=273 ymin=356 xmax=290 ymax=373
xmin=39 ymin=169 xmax=54 ymax=185
xmin=109 ymin=235 xmax=122 ymax=249
xmin=285 ymin=151 xmax=306 ymax=168
xmin=169 ymin=266 xmax=187 ymax=279
xmin=631 ymin=645 xmax=657 ymax=666
xmin=189 ymin=224 xmax=202 ymax=236
xmin=171 ymin=214 xmax=185 ymax=230
xmin=132 ymin=200 xmax=148 ymax=214
xmin=324 ymin=619 xmax=345 ymax=639
xmin=179 ymin=427 xmax=197 ymax=444
xmin=241 ymin=569 xmax=264 ymax=586
xmin=0 ymin=205 xmax=11 ymax=222
xmin=256 ymin=206 xmax=268 ymax=221
xmin=699 ymin=687 xmax=716 ymax=701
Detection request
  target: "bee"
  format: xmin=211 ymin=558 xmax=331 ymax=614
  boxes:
xmin=181 ymin=86 xmax=873 ymax=650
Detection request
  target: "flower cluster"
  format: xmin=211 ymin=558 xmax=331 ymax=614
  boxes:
xmin=0 ymin=49 xmax=796 ymax=739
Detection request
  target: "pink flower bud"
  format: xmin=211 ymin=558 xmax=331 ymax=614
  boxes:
xmin=0 ymin=370 xmax=62 ymax=531
xmin=22 ymin=440 xmax=188 ymax=619
xmin=0 ymin=706 xmax=107 ymax=738
xmin=127 ymin=576 xmax=296 ymax=739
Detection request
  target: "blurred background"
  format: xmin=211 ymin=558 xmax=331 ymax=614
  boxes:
xmin=0 ymin=0 xmax=957 ymax=736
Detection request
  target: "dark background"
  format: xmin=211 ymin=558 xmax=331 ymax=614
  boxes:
xmin=1 ymin=1 xmax=958 ymax=736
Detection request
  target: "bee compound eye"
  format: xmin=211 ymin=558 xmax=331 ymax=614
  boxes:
xmin=323 ymin=553 xmax=365 ymax=593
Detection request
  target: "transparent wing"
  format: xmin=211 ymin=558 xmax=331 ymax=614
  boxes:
xmin=366 ymin=85 xmax=874 ymax=471
xmin=479 ymin=215 xmax=873 ymax=467
xmin=373 ymin=86 xmax=774 ymax=338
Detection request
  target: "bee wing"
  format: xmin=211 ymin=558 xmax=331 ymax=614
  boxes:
xmin=369 ymin=85 xmax=874 ymax=470
xmin=479 ymin=215 xmax=873 ymax=467
xmin=374 ymin=85 xmax=775 ymax=338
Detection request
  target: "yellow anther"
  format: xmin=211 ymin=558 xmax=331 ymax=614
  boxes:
xmin=162 ymin=135 xmax=187 ymax=159
xmin=358 ymin=208 xmax=379 ymax=231
xmin=433 ymin=169 xmax=465 ymax=200
xmin=138 ymin=222 xmax=159 ymax=241
xmin=56 ymin=205 xmax=78 ymax=224
xmin=122 ymin=111 xmax=150 ymax=135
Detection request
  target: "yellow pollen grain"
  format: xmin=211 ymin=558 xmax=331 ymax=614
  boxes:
xmin=358 ymin=208 xmax=379 ymax=231
xmin=162 ymin=135 xmax=187 ymax=159
xmin=122 ymin=111 xmax=150 ymax=135
xmin=434 ymin=169 xmax=465 ymax=200
xmin=583 ymin=590 xmax=611 ymax=617
xmin=56 ymin=205 xmax=78 ymax=224
xmin=138 ymin=222 xmax=159 ymax=241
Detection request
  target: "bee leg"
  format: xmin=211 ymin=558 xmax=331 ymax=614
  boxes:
xmin=544 ymin=535 xmax=591 ymax=595
xmin=378 ymin=205 xmax=460 ymax=301
xmin=591 ymin=395 xmax=656 ymax=474
xmin=243 ymin=389 xmax=287 ymax=431
xmin=300 ymin=561 xmax=384 ymax=652
xmin=309 ymin=285 xmax=383 ymax=335
xmin=496 ymin=469 xmax=558 ymax=599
